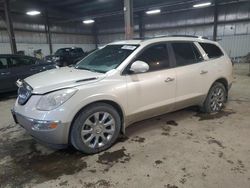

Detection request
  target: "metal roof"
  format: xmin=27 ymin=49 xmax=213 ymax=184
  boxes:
xmin=0 ymin=0 xmax=247 ymax=24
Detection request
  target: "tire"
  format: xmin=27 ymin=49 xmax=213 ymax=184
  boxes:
xmin=201 ymin=82 xmax=227 ymax=113
xmin=70 ymin=103 xmax=121 ymax=154
xmin=63 ymin=62 xmax=67 ymax=67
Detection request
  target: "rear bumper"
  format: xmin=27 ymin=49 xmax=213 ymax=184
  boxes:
xmin=11 ymin=109 xmax=70 ymax=147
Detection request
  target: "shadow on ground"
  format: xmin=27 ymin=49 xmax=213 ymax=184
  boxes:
xmin=0 ymin=138 xmax=87 ymax=187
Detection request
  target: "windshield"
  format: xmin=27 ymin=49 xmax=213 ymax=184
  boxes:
xmin=75 ymin=44 xmax=139 ymax=73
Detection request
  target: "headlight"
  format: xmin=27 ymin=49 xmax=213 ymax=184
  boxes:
xmin=36 ymin=88 xmax=77 ymax=111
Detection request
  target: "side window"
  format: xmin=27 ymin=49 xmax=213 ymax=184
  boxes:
xmin=0 ymin=58 xmax=8 ymax=69
xmin=9 ymin=57 xmax=36 ymax=67
xmin=171 ymin=42 xmax=202 ymax=66
xmin=75 ymin=48 xmax=84 ymax=53
xmin=199 ymin=43 xmax=224 ymax=59
xmin=71 ymin=49 xmax=81 ymax=56
xmin=135 ymin=44 xmax=169 ymax=72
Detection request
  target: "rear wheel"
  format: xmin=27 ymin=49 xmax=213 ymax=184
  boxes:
xmin=202 ymin=82 xmax=227 ymax=113
xmin=70 ymin=103 xmax=121 ymax=154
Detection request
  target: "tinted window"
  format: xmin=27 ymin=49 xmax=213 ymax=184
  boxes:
xmin=72 ymin=48 xmax=84 ymax=53
xmin=55 ymin=48 xmax=70 ymax=56
xmin=199 ymin=43 xmax=223 ymax=59
xmin=0 ymin=58 xmax=8 ymax=69
xmin=135 ymin=44 xmax=169 ymax=71
xmin=172 ymin=42 xmax=202 ymax=66
xmin=9 ymin=57 xmax=36 ymax=67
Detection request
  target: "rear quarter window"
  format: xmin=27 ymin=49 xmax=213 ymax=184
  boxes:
xmin=199 ymin=43 xmax=224 ymax=59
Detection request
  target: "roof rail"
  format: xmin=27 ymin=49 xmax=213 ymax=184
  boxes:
xmin=133 ymin=35 xmax=209 ymax=40
xmin=170 ymin=35 xmax=209 ymax=39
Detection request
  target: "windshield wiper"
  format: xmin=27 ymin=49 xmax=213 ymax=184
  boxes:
xmin=76 ymin=67 xmax=94 ymax=71
xmin=75 ymin=67 xmax=104 ymax=73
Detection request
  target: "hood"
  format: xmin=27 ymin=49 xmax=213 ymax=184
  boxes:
xmin=24 ymin=67 xmax=105 ymax=94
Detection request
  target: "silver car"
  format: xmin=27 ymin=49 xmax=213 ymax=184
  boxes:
xmin=12 ymin=36 xmax=233 ymax=154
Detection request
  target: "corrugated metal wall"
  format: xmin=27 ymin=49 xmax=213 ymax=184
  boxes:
xmin=0 ymin=19 xmax=95 ymax=55
xmin=1 ymin=2 xmax=250 ymax=57
xmin=98 ymin=2 xmax=250 ymax=58
xmin=219 ymin=35 xmax=250 ymax=57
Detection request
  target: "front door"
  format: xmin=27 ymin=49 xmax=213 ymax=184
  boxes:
xmin=125 ymin=43 xmax=176 ymax=123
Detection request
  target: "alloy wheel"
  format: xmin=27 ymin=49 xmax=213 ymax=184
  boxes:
xmin=81 ymin=112 xmax=115 ymax=149
xmin=210 ymin=87 xmax=225 ymax=112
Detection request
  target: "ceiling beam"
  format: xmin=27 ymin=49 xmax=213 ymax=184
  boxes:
xmin=55 ymin=0 xmax=202 ymax=23
xmin=9 ymin=0 xmax=82 ymax=20
xmin=55 ymin=0 xmax=250 ymax=23
xmin=98 ymin=17 xmax=250 ymax=35
xmin=34 ymin=0 xmax=92 ymax=20
xmin=0 ymin=8 xmax=69 ymax=21
xmin=0 ymin=26 xmax=92 ymax=35
xmin=47 ymin=0 xmax=90 ymax=7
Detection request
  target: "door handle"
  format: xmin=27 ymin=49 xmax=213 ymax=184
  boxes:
xmin=165 ymin=77 xmax=175 ymax=82
xmin=30 ymin=68 xmax=37 ymax=71
xmin=200 ymin=70 xmax=208 ymax=75
xmin=1 ymin=72 xmax=10 ymax=76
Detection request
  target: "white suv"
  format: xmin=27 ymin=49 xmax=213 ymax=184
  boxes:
xmin=12 ymin=36 xmax=233 ymax=154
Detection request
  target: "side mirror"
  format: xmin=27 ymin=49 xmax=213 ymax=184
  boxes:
xmin=130 ymin=60 xmax=149 ymax=73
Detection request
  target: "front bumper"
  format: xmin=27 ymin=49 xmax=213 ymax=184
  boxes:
xmin=11 ymin=109 xmax=70 ymax=147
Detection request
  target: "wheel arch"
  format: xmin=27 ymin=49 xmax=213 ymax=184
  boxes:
xmin=214 ymin=77 xmax=229 ymax=92
xmin=202 ymin=77 xmax=229 ymax=105
xmin=201 ymin=77 xmax=229 ymax=113
xmin=68 ymin=100 xmax=126 ymax=144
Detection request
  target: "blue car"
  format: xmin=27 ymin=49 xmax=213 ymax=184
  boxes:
xmin=0 ymin=54 xmax=57 ymax=93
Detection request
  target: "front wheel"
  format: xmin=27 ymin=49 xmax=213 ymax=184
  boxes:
xmin=70 ymin=103 xmax=121 ymax=154
xmin=202 ymin=82 xmax=227 ymax=113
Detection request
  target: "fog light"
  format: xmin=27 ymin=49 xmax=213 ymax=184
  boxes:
xmin=31 ymin=120 xmax=59 ymax=131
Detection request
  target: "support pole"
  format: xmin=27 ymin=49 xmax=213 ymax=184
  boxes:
xmin=124 ymin=0 xmax=134 ymax=40
xmin=213 ymin=0 xmax=218 ymax=41
xmin=45 ymin=10 xmax=53 ymax=55
xmin=4 ymin=0 xmax=17 ymax=54
xmin=138 ymin=12 xmax=144 ymax=38
xmin=92 ymin=23 xmax=99 ymax=50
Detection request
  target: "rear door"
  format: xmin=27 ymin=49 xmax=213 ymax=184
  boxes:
xmin=170 ymin=41 xmax=207 ymax=109
xmin=0 ymin=57 xmax=14 ymax=92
